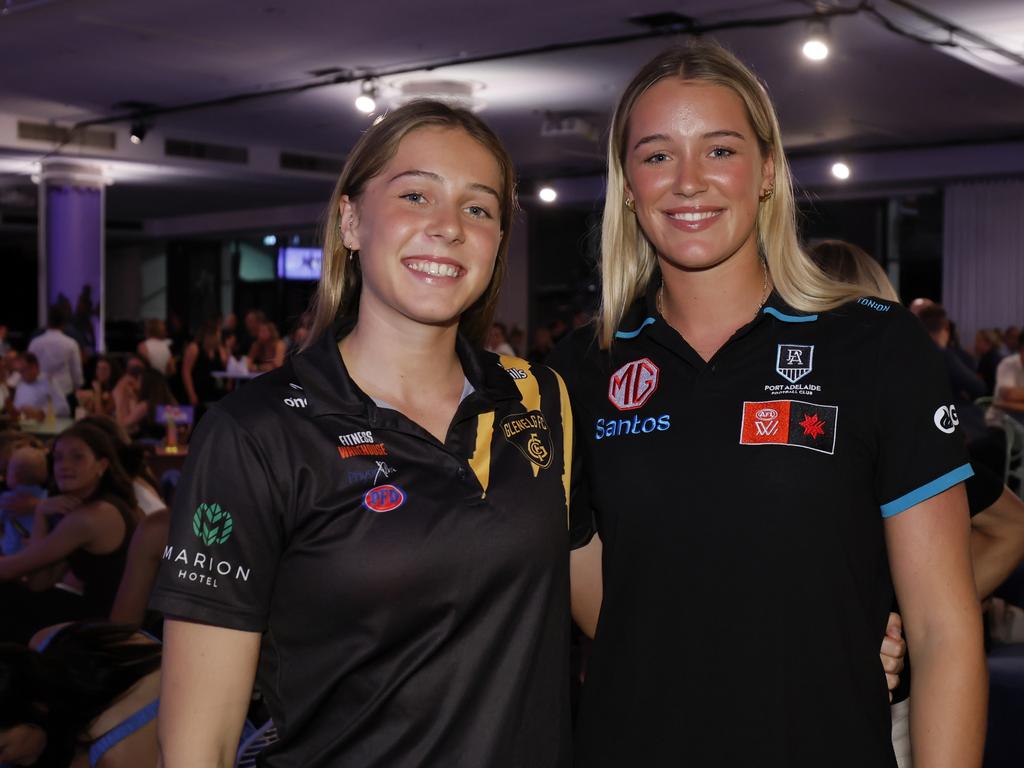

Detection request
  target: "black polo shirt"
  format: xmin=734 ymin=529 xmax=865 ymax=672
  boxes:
xmin=548 ymin=287 xmax=972 ymax=768
xmin=150 ymin=330 xmax=586 ymax=767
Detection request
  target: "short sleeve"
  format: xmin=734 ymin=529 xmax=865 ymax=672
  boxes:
xmin=873 ymin=312 xmax=974 ymax=518
xmin=149 ymin=407 xmax=286 ymax=631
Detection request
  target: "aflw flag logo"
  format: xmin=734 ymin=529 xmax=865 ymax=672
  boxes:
xmin=740 ymin=399 xmax=838 ymax=455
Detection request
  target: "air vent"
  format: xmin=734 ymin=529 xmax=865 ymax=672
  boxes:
xmin=628 ymin=12 xmax=694 ymax=29
xmin=107 ymin=220 xmax=143 ymax=232
xmin=0 ymin=213 xmax=38 ymax=226
xmin=280 ymin=151 xmax=343 ymax=175
xmin=17 ymin=121 xmax=117 ymax=150
xmin=165 ymin=138 xmax=248 ymax=164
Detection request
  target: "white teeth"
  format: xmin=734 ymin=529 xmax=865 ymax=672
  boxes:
xmin=406 ymin=260 xmax=460 ymax=277
xmin=669 ymin=211 xmax=719 ymax=222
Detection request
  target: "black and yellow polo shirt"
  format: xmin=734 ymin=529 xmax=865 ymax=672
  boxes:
xmin=150 ymin=329 xmax=587 ymax=768
xmin=547 ymin=284 xmax=972 ymax=768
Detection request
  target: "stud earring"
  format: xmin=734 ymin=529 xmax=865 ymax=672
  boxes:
xmin=625 ymin=198 xmax=635 ymax=212
xmin=759 ymin=187 xmax=775 ymax=202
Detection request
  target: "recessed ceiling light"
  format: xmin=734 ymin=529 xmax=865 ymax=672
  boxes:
xmin=831 ymin=162 xmax=851 ymax=180
xmin=539 ymin=187 xmax=558 ymax=203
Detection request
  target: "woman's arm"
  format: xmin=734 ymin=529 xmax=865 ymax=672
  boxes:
xmin=0 ymin=504 xmax=95 ymax=582
xmin=158 ymin=619 xmax=260 ymax=768
xmin=570 ymin=533 xmax=603 ymax=639
xmin=885 ymin=484 xmax=986 ymax=768
xmin=110 ymin=510 xmax=169 ymax=625
xmin=970 ymin=487 xmax=1024 ymax=599
xmin=182 ymin=343 xmax=199 ymax=406
xmin=271 ymin=340 xmax=286 ymax=370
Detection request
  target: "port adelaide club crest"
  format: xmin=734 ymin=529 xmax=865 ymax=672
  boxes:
xmin=776 ymin=344 xmax=813 ymax=384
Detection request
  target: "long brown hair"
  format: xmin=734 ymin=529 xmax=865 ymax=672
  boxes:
xmin=53 ymin=422 xmax=135 ymax=508
xmin=305 ymin=100 xmax=518 ymax=348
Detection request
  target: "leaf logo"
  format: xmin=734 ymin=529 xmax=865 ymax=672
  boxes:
xmin=192 ymin=502 xmax=234 ymax=546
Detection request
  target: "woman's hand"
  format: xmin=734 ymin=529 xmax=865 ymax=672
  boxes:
xmin=879 ymin=611 xmax=906 ymax=699
xmin=35 ymin=495 xmax=81 ymax=518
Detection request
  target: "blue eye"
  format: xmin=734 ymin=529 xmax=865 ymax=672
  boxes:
xmin=401 ymin=192 xmax=426 ymax=204
xmin=709 ymin=147 xmax=735 ymax=158
xmin=466 ymin=205 xmax=493 ymax=219
xmin=644 ymin=152 xmax=669 ymax=164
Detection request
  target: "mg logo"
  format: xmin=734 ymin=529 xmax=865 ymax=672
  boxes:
xmin=608 ymin=358 xmax=660 ymax=411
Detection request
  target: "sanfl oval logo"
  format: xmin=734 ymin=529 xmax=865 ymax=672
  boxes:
xmin=192 ymin=502 xmax=234 ymax=545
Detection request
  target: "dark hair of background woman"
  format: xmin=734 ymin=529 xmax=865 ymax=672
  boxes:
xmin=52 ymin=422 xmax=135 ymax=508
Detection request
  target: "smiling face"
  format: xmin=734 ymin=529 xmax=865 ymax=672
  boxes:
xmin=624 ymin=79 xmax=773 ymax=273
xmin=0 ymin=724 xmax=46 ymax=765
xmin=339 ymin=126 xmax=504 ymax=332
xmin=52 ymin=435 xmax=108 ymax=497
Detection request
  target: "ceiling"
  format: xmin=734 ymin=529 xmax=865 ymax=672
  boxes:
xmin=0 ymin=0 xmax=1022 ymax=226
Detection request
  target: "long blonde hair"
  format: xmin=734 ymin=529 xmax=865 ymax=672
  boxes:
xmin=808 ymin=239 xmax=899 ymax=302
xmin=598 ymin=41 xmax=868 ymax=347
xmin=305 ymin=100 xmax=518 ymax=348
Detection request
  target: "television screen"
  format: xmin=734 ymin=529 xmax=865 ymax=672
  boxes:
xmin=277 ymin=247 xmax=322 ymax=280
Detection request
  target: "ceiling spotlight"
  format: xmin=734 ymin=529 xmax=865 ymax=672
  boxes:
xmin=802 ymin=19 xmax=830 ymax=61
xmin=263 ymin=235 xmax=278 ymax=247
xmin=129 ymin=120 xmax=148 ymax=144
xmin=355 ymin=80 xmax=378 ymax=114
xmin=538 ymin=186 xmax=558 ymax=203
xmin=831 ymin=161 xmax=851 ymax=180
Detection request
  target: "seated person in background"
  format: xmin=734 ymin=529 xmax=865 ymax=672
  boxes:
xmin=137 ymin=318 xmax=175 ymax=377
xmin=246 ymin=320 xmax=286 ymax=372
xmin=0 ymin=621 xmax=161 ymax=768
xmin=11 ymin=353 xmax=69 ymax=420
xmin=992 ymin=334 xmax=1024 ymax=425
xmin=1 ymin=446 xmax=49 ymax=556
xmin=1005 ymin=325 xmax=1021 ymax=354
xmin=110 ymin=508 xmax=169 ymax=628
xmin=975 ymin=328 xmax=1008 ymax=396
xmin=0 ymin=423 xmax=141 ymax=642
xmin=80 ymin=416 xmax=166 ymax=517
xmin=113 ymin=358 xmax=176 ymax=441
xmin=79 ymin=355 xmax=120 ymax=419
xmin=0 ymin=431 xmax=42 ymax=488
xmin=112 ymin=356 xmax=149 ymax=437
xmin=917 ymin=304 xmax=990 ymax=438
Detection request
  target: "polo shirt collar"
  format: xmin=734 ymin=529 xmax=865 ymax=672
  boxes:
xmin=291 ymin=324 xmax=521 ymax=419
xmin=760 ymin=291 xmax=819 ymax=324
xmin=613 ymin=275 xmax=820 ymax=343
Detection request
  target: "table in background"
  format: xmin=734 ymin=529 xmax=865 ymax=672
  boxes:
xmin=17 ymin=417 xmax=74 ymax=439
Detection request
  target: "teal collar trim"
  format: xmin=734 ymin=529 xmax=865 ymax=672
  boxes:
xmin=763 ymin=306 xmax=818 ymax=323
xmin=614 ymin=317 xmax=656 ymax=339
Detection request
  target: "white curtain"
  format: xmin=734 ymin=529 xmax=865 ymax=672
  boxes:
xmin=943 ymin=179 xmax=1024 ymax=341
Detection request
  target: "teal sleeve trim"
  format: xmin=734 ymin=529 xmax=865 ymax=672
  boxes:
xmin=880 ymin=463 xmax=974 ymax=518
xmin=763 ymin=307 xmax=818 ymax=323
xmin=614 ymin=317 xmax=656 ymax=339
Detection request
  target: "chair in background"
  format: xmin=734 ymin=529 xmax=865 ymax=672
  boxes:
xmin=235 ymin=719 xmax=278 ymax=768
xmin=976 ymin=397 xmax=1024 ymax=496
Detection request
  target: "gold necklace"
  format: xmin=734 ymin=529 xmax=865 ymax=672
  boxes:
xmin=657 ymin=259 xmax=770 ymax=323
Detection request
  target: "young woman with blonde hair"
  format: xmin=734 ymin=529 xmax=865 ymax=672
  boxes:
xmin=550 ymin=42 xmax=985 ymax=767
